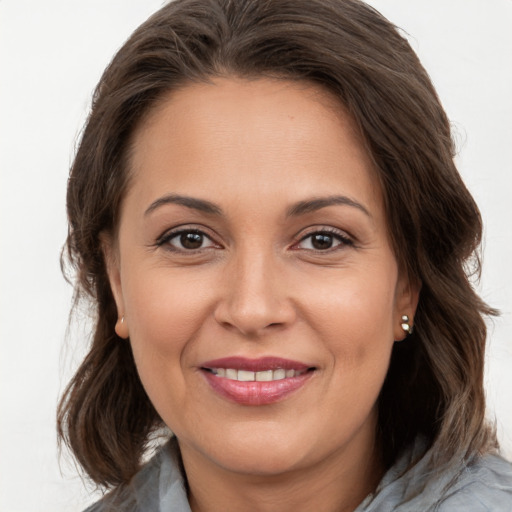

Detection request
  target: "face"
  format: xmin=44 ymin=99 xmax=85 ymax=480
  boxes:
xmin=106 ymin=78 xmax=417 ymax=480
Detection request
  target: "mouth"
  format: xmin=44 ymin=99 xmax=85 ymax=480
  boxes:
xmin=206 ymin=367 xmax=309 ymax=381
xmin=200 ymin=357 xmax=316 ymax=405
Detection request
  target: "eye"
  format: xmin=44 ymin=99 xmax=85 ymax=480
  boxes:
xmin=159 ymin=229 xmax=219 ymax=251
xmin=295 ymin=229 xmax=353 ymax=251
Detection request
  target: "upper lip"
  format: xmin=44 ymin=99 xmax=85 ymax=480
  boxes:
xmin=200 ymin=356 xmax=314 ymax=372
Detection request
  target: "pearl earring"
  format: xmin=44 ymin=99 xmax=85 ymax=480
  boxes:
xmin=115 ymin=315 xmax=128 ymax=339
xmin=401 ymin=315 xmax=413 ymax=334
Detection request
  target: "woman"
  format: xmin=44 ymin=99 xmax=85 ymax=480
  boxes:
xmin=58 ymin=0 xmax=512 ymax=510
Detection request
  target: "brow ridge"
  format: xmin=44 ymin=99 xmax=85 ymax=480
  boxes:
xmin=144 ymin=194 xmax=223 ymax=216
xmin=145 ymin=194 xmax=369 ymax=218
xmin=286 ymin=195 xmax=371 ymax=217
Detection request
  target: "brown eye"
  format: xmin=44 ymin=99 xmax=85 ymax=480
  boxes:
xmin=180 ymin=232 xmax=204 ymax=249
xmin=161 ymin=229 xmax=218 ymax=251
xmin=296 ymin=230 xmax=353 ymax=251
xmin=311 ymin=233 xmax=334 ymax=250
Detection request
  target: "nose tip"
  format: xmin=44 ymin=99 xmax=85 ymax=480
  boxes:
xmin=213 ymin=259 xmax=295 ymax=337
xmin=215 ymin=298 xmax=290 ymax=337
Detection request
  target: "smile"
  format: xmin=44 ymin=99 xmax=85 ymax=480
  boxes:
xmin=208 ymin=368 xmax=308 ymax=381
xmin=200 ymin=357 xmax=315 ymax=405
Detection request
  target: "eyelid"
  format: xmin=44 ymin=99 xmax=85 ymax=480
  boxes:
xmin=291 ymin=226 xmax=354 ymax=251
xmin=155 ymin=224 xmax=222 ymax=250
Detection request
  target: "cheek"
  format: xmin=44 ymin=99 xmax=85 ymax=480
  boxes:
xmin=120 ymin=269 xmax=213 ymax=408
xmin=124 ymin=268 xmax=211 ymax=348
xmin=304 ymin=266 xmax=397 ymax=345
xmin=303 ymin=272 xmax=397 ymax=436
xmin=301 ymin=265 xmax=398 ymax=392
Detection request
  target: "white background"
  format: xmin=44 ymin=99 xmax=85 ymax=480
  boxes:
xmin=1 ymin=1 xmax=511 ymax=510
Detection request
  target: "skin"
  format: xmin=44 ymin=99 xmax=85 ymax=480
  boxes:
xmin=105 ymin=78 xmax=419 ymax=512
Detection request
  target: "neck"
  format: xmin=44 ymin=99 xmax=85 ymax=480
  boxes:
xmin=180 ymin=431 xmax=384 ymax=512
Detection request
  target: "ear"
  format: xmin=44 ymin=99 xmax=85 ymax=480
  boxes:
xmin=393 ymin=274 xmax=421 ymax=342
xmin=101 ymin=232 xmax=129 ymax=339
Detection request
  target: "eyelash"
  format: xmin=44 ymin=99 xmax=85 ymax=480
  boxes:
xmin=155 ymin=226 xmax=354 ymax=253
xmin=293 ymin=227 xmax=354 ymax=252
xmin=156 ymin=227 xmax=220 ymax=252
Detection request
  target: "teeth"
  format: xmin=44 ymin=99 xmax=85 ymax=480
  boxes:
xmin=238 ymin=370 xmax=255 ymax=381
xmin=226 ymin=369 xmax=238 ymax=379
xmin=273 ymin=369 xmax=286 ymax=380
xmin=255 ymin=370 xmax=273 ymax=382
xmin=211 ymin=368 xmax=304 ymax=381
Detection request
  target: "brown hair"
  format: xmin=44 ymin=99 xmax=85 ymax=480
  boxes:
xmin=58 ymin=0 xmax=496 ymax=489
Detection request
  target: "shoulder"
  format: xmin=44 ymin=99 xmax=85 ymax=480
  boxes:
xmin=358 ymin=441 xmax=512 ymax=512
xmin=81 ymin=454 xmax=162 ymax=512
xmin=436 ymin=452 xmax=512 ymax=511
xmin=82 ymin=437 xmax=190 ymax=512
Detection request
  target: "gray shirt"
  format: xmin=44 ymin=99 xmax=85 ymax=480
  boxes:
xmin=85 ymin=437 xmax=512 ymax=511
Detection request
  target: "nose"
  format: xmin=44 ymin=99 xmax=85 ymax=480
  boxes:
xmin=213 ymin=249 xmax=296 ymax=337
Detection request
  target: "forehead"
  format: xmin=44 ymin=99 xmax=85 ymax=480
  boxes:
xmin=126 ymin=77 xmax=383 ymax=219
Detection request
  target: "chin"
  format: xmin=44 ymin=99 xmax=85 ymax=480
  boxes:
xmin=213 ymin=444 xmax=310 ymax=476
xmin=180 ymin=420 xmax=319 ymax=477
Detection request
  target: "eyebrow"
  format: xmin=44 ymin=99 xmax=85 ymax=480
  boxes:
xmin=286 ymin=195 xmax=371 ymax=218
xmin=144 ymin=193 xmax=370 ymax=218
xmin=144 ymin=194 xmax=223 ymax=216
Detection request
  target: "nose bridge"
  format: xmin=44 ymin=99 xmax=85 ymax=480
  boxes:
xmin=215 ymin=242 xmax=293 ymax=335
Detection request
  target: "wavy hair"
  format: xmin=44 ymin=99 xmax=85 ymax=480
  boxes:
xmin=58 ymin=0 xmax=496 ymax=488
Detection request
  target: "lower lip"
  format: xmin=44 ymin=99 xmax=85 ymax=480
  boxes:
xmin=202 ymin=370 xmax=313 ymax=405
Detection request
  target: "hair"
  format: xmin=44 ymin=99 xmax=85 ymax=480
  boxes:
xmin=58 ymin=0 xmax=497 ymax=490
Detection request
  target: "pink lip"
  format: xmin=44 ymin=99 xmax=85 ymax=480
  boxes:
xmin=201 ymin=356 xmax=311 ymax=372
xmin=200 ymin=357 xmax=315 ymax=406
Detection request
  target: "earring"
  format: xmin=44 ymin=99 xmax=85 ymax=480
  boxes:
xmin=115 ymin=315 xmax=128 ymax=339
xmin=401 ymin=315 xmax=413 ymax=335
